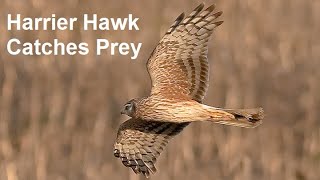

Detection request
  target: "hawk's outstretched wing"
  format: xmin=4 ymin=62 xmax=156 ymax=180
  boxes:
xmin=147 ymin=3 xmax=223 ymax=102
xmin=114 ymin=118 xmax=188 ymax=178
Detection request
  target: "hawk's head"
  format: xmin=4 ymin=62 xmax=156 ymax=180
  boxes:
xmin=121 ymin=99 xmax=137 ymax=117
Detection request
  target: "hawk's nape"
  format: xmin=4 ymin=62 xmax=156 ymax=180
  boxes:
xmin=114 ymin=118 xmax=188 ymax=178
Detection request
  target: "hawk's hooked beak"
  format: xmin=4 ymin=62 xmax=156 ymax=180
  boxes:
xmin=120 ymin=110 xmax=125 ymax=115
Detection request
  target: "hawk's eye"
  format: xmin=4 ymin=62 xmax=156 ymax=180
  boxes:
xmin=125 ymin=103 xmax=132 ymax=110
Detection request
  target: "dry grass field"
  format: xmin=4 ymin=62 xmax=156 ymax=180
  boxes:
xmin=0 ymin=0 xmax=320 ymax=180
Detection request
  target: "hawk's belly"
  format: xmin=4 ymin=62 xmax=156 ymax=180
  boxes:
xmin=136 ymin=100 xmax=212 ymax=123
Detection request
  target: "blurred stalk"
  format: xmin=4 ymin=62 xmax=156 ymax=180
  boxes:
xmin=1 ymin=61 xmax=18 ymax=180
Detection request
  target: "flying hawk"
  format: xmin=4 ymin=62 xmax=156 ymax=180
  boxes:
xmin=114 ymin=3 xmax=264 ymax=178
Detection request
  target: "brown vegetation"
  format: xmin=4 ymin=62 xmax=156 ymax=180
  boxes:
xmin=0 ymin=0 xmax=319 ymax=180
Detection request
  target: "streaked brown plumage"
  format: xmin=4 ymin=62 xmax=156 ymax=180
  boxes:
xmin=114 ymin=3 xmax=264 ymax=178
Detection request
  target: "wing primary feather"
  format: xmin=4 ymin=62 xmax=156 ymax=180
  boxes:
xmin=182 ymin=3 xmax=205 ymax=24
xmin=167 ymin=13 xmax=185 ymax=34
xmin=197 ymin=5 xmax=215 ymax=22
xmin=213 ymin=11 xmax=223 ymax=19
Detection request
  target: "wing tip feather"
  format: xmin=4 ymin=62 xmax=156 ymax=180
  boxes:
xmin=177 ymin=12 xmax=185 ymax=21
xmin=167 ymin=12 xmax=185 ymax=34
xmin=194 ymin=3 xmax=205 ymax=12
xmin=205 ymin=4 xmax=216 ymax=12
xmin=214 ymin=11 xmax=223 ymax=18
xmin=214 ymin=20 xmax=224 ymax=27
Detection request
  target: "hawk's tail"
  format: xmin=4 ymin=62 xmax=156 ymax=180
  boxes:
xmin=207 ymin=107 xmax=264 ymax=128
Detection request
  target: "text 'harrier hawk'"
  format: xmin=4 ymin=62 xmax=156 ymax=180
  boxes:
xmin=114 ymin=3 xmax=264 ymax=178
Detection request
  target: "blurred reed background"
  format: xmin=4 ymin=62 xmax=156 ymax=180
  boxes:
xmin=0 ymin=0 xmax=319 ymax=180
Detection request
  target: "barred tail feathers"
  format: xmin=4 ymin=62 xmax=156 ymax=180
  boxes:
xmin=203 ymin=105 xmax=264 ymax=128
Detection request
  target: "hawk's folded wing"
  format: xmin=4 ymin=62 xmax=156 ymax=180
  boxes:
xmin=147 ymin=3 xmax=223 ymax=102
xmin=114 ymin=118 xmax=188 ymax=178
